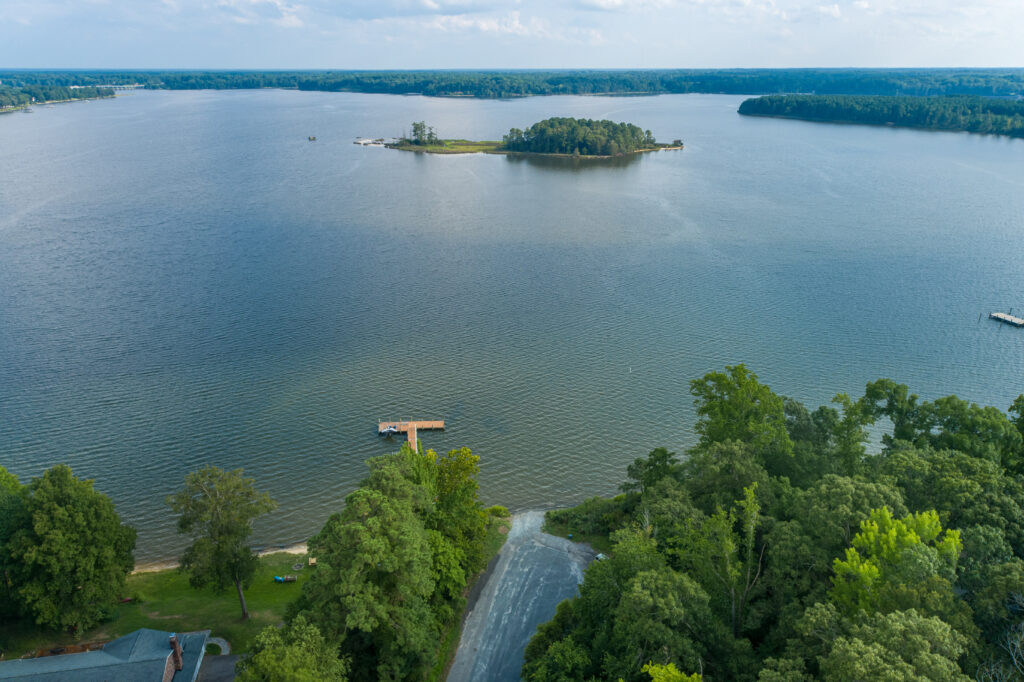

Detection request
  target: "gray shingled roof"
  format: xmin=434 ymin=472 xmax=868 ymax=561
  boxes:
xmin=0 ymin=629 xmax=209 ymax=681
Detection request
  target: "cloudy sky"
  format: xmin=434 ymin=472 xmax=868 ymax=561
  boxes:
xmin=1 ymin=0 xmax=1022 ymax=69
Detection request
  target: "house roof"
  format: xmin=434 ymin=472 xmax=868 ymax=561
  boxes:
xmin=0 ymin=629 xmax=209 ymax=681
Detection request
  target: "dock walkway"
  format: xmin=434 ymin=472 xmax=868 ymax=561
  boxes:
xmin=378 ymin=419 xmax=445 ymax=450
xmin=990 ymin=312 xmax=1024 ymax=327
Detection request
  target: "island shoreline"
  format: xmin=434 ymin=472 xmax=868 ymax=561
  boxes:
xmin=384 ymin=142 xmax=684 ymax=157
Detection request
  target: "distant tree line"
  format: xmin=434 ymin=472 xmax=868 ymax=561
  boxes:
xmin=738 ymin=94 xmax=1024 ymax=138
xmin=0 ymin=85 xmax=114 ymax=108
xmin=503 ymin=117 xmax=657 ymax=156
xmin=3 ymin=69 xmax=1024 ymax=99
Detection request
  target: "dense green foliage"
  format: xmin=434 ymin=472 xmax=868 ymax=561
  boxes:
xmin=738 ymin=94 xmax=1024 ymax=138
xmin=289 ymin=445 xmax=490 ymax=681
xmin=166 ymin=466 xmax=277 ymax=619
xmin=0 ymin=85 xmax=113 ymax=109
xmin=0 ymin=465 xmax=136 ymax=633
xmin=235 ymin=615 xmax=349 ymax=681
xmin=503 ymin=117 xmax=657 ymax=156
xmin=525 ymin=365 xmax=1024 ymax=680
xmin=3 ymin=69 xmax=1024 ymax=99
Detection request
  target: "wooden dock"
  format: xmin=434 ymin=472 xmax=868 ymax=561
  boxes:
xmin=990 ymin=312 xmax=1024 ymax=327
xmin=378 ymin=419 xmax=445 ymax=451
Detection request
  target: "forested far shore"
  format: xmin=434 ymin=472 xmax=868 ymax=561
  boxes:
xmin=525 ymin=366 xmax=1024 ymax=681
xmin=3 ymin=69 xmax=1024 ymax=99
xmin=0 ymin=85 xmax=115 ymax=110
xmin=738 ymin=94 xmax=1024 ymax=138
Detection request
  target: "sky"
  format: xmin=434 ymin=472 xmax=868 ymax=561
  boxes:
xmin=1 ymin=0 xmax=1022 ymax=69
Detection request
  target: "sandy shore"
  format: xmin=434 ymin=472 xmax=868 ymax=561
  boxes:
xmin=131 ymin=541 xmax=309 ymax=574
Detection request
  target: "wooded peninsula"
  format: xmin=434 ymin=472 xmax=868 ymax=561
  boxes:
xmin=738 ymin=94 xmax=1024 ymax=138
xmin=387 ymin=118 xmax=682 ymax=157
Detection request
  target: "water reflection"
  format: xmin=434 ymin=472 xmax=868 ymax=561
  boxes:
xmin=502 ymin=151 xmax=646 ymax=170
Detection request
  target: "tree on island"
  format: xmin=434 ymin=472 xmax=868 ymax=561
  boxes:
xmin=2 ymin=464 xmax=136 ymax=633
xmin=167 ymin=465 xmax=276 ymax=619
xmin=408 ymin=121 xmax=439 ymax=146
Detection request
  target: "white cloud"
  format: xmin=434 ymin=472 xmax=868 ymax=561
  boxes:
xmin=816 ymin=3 xmax=840 ymax=18
xmin=4 ymin=0 xmax=1024 ymax=68
xmin=426 ymin=10 xmax=544 ymax=35
xmin=576 ymin=0 xmax=676 ymax=10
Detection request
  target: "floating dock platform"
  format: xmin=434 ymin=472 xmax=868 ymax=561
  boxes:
xmin=378 ymin=419 xmax=445 ymax=451
xmin=990 ymin=312 xmax=1024 ymax=327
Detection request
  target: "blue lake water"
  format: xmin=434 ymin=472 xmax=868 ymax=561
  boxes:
xmin=1 ymin=90 xmax=1023 ymax=561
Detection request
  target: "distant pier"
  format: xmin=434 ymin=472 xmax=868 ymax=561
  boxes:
xmin=378 ymin=419 xmax=445 ymax=451
xmin=990 ymin=312 xmax=1024 ymax=327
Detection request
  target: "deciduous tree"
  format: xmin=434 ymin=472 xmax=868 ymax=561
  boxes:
xmin=166 ymin=466 xmax=276 ymax=620
xmin=690 ymin=365 xmax=793 ymax=474
xmin=6 ymin=464 xmax=136 ymax=632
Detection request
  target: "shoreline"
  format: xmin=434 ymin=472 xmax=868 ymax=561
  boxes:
xmin=736 ymin=110 xmax=1023 ymax=138
xmin=0 ymin=94 xmax=117 ymax=115
xmin=385 ymin=142 xmax=683 ymax=157
xmin=131 ymin=540 xmax=309 ymax=574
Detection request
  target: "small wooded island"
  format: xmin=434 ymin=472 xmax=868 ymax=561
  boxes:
xmin=385 ymin=117 xmax=683 ymax=157
xmin=738 ymin=94 xmax=1024 ymax=138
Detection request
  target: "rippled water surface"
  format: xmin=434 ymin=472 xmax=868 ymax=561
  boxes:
xmin=2 ymin=91 xmax=1023 ymax=560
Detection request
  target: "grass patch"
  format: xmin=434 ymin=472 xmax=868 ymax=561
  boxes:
xmin=543 ymin=517 xmax=614 ymax=555
xmin=388 ymin=139 xmax=505 ymax=154
xmin=0 ymin=553 xmax=309 ymax=659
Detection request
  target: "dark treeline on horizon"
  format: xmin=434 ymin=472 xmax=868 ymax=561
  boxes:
xmin=739 ymin=94 xmax=1024 ymax=138
xmin=2 ymin=69 xmax=1024 ymax=99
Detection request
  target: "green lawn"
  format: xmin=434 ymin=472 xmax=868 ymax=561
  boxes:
xmin=0 ymin=553 xmax=309 ymax=658
xmin=389 ymin=139 xmax=505 ymax=154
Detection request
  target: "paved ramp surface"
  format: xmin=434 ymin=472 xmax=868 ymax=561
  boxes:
xmin=448 ymin=511 xmax=595 ymax=682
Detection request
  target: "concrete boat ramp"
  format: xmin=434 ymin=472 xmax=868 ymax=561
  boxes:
xmin=448 ymin=511 xmax=596 ymax=682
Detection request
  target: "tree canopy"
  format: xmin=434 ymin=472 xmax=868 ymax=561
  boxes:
xmin=2 ymin=464 xmax=136 ymax=633
xmin=291 ymin=444 xmax=490 ymax=681
xmin=524 ymin=368 xmax=1024 ymax=680
xmin=235 ymin=615 xmax=349 ymax=682
xmin=502 ymin=117 xmax=657 ymax=156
